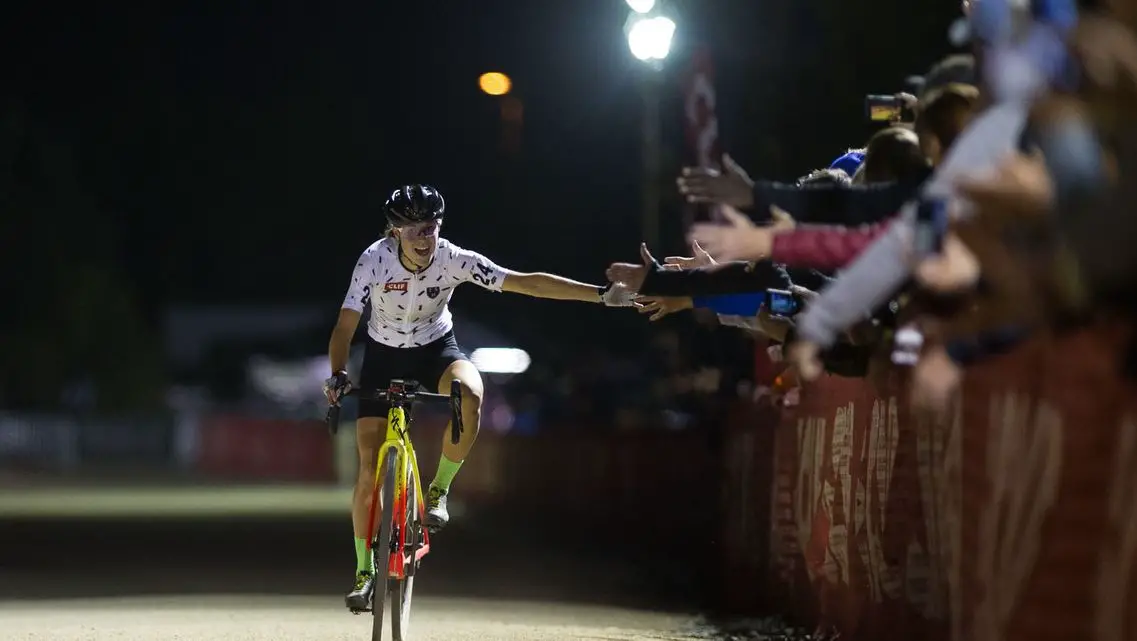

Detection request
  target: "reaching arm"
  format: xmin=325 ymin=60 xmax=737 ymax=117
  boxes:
xmin=501 ymin=272 xmax=606 ymax=303
xmin=751 ymin=177 xmax=922 ymax=226
xmin=692 ymin=292 xmax=765 ymax=317
xmin=770 ymin=218 xmax=897 ymax=271
xmin=794 ymin=212 xmax=915 ymax=349
xmin=445 ymin=242 xmax=610 ymax=303
xmin=638 ymin=260 xmax=793 ymax=297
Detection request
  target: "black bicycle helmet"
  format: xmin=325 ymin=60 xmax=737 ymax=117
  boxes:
xmin=384 ymin=184 xmax=445 ymax=227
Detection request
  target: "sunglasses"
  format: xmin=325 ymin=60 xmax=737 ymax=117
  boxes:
xmin=396 ymin=221 xmax=441 ymax=239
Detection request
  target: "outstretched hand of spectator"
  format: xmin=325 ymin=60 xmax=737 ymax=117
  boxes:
xmin=605 ymin=243 xmax=660 ymax=293
xmin=661 ymin=240 xmax=716 ymax=271
xmin=956 ymin=150 xmax=1053 ymax=215
xmin=686 ymin=205 xmax=787 ymax=262
xmin=676 ymin=154 xmax=756 ymax=208
xmin=786 ymin=340 xmax=825 ymax=383
xmin=769 ymin=205 xmax=796 ymax=230
xmin=634 ymin=295 xmax=694 ymax=321
xmin=913 ymin=232 xmax=981 ymax=294
xmin=787 ymin=284 xmax=817 ymax=303
xmin=910 ymin=344 xmax=962 ymax=415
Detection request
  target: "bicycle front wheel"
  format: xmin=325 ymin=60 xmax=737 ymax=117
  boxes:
xmin=371 ymin=450 xmax=398 ymax=641
xmin=389 ymin=457 xmax=419 ymax=640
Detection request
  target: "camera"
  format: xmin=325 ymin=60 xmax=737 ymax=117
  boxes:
xmin=765 ymin=288 xmax=803 ymax=318
xmin=865 ymin=94 xmax=914 ymax=123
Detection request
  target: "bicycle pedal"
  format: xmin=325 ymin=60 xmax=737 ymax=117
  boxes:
xmin=349 ymin=608 xmax=370 ymax=615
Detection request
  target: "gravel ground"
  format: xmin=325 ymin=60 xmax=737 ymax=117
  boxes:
xmin=0 ymin=595 xmax=713 ymax=641
xmin=1 ymin=485 xmax=721 ymax=641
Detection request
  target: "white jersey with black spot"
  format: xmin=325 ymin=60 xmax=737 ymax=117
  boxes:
xmin=341 ymin=237 xmax=508 ymax=348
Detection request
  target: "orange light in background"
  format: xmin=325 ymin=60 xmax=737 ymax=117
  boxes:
xmin=478 ymin=72 xmax=512 ymax=96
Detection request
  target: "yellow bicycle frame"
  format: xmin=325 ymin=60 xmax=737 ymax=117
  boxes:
xmin=373 ymin=404 xmax=429 ymax=579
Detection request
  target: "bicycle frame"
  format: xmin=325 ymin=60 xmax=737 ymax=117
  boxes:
xmin=367 ymin=403 xmax=431 ymax=579
xmin=325 ymin=377 xmax=462 ymax=593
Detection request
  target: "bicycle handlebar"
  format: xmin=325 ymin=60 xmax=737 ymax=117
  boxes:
xmin=326 ymin=379 xmax=464 ymax=446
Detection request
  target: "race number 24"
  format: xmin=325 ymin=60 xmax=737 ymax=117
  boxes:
xmin=471 ymin=263 xmax=497 ymax=287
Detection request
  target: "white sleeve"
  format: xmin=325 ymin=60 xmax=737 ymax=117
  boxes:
xmin=341 ymin=245 xmax=380 ymax=311
xmin=445 ymin=244 xmax=508 ymax=292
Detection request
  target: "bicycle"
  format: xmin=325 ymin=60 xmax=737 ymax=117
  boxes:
xmin=327 ymin=378 xmax=464 ymax=641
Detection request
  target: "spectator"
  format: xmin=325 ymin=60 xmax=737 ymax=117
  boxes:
xmin=859 ymin=126 xmax=930 ymax=185
xmin=785 ymin=0 xmax=1076 ymax=386
xmin=685 ymin=58 xmax=979 ymax=265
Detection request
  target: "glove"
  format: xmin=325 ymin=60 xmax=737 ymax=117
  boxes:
xmin=323 ymin=370 xmax=353 ymax=405
xmin=599 ymin=282 xmax=637 ymax=307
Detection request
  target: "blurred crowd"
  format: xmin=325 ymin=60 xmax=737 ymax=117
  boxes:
xmin=602 ymin=0 xmax=1137 ymax=419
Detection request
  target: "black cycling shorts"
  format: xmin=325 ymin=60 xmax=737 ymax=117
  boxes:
xmin=357 ymin=330 xmax=469 ymax=419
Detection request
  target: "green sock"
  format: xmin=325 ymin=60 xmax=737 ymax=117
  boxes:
xmin=431 ymin=455 xmax=464 ymax=492
xmin=354 ymin=537 xmax=373 ymax=574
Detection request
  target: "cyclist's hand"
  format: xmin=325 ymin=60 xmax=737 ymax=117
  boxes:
xmin=634 ymin=295 xmax=693 ymax=320
xmin=600 ymin=281 xmax=638 ymax=307
xmin=323 ymin=370 xmax=353 ymax=405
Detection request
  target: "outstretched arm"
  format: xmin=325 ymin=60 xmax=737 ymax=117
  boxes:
xmin=446 ymin=243 xmax=630 ymax=305
xmin=501 ymin=272 xmax=607 ymax=303
xmin=638 ymin=260 xmax=793 ymax=297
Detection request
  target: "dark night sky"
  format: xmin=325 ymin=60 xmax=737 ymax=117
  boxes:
xmin=2 ymin=0 xmax=962 ymax=354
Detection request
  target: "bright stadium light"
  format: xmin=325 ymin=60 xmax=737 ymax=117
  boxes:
xmin=470 ymin=348 xmax=531 ymax=375
xmin=626 ymin=16 xmax=676 ymax=62
xmin=626 ymin=0 xmax=656 ymax=13
xmin=478 ymin=72 xmax=513 ymax=96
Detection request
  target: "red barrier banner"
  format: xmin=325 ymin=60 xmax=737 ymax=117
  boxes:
xmin=769 ymin=375 xmax=949 ymax=640
xmin=197 ymin=415 xmax=334 ymax=482
xmin=954 ymin=326 xmax=1136 ymax=641
xmin=757 ymin=322 xmax=1137 ymax=641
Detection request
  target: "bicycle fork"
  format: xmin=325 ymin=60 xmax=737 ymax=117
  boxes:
xmin=365 ymin=443 xmax=409 ymax=579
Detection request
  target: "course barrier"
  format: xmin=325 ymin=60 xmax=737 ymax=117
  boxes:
xmin=724 ymin=321 xmax=1137 ymax=641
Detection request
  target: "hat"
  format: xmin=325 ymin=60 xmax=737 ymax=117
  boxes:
xmin=828 ymin=150 xmax=865 ymax=176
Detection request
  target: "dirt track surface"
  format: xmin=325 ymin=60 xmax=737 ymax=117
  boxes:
xmin=0 ymin=487 xmax=717 ymax=641
xmin=0 ymin=596 xmax=708 ymax=641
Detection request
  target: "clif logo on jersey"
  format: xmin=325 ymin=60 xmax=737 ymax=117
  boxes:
xmin=384 ymin=281 xmax=409 ymax=293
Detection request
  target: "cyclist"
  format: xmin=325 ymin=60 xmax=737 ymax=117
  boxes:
xmin=324 ymin=184 xmax=633 ymax=610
